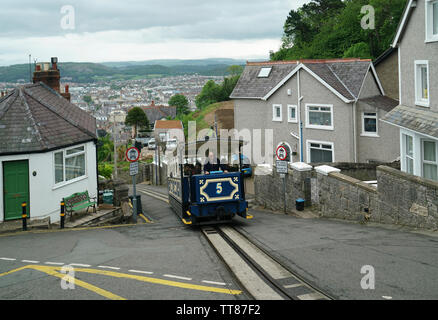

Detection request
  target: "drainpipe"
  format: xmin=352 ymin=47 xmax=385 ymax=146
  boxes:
xmin=95 ymin=139 xmax=100 ymax=205
xmin=297 ymin=67 xmax=304 ymax=162
xmin=353 ymin=100 xmax=358 ymax=163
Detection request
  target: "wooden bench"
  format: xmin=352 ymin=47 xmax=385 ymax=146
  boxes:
xmin=63 ymin=191 xmax=97 ymax=219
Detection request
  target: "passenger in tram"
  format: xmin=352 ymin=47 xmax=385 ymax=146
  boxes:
xmin=204 ymin=151 xmax=229 ymax=174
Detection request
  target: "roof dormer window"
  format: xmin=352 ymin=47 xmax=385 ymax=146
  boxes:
xmin=258 ymin=67 xmax=272 ymax=78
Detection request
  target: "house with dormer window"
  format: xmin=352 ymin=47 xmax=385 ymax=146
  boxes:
xmin=231 ymin=58 xmax=400 ymax=164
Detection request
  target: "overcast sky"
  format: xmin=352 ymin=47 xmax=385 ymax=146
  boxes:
xmin=0 ymin=0 xmax=310 ymax=66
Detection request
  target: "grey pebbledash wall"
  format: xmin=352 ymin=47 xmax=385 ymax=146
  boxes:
xmin=254 ymin=163 xmax=438 ymax=230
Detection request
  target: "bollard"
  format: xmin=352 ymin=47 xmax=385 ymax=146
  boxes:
xmin=22 ymin=202 xmax=27 ymax=231
xmin=60 ymin=201 xmax=65 ymax=229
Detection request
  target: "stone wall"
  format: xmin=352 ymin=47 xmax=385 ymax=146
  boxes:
xmin=377 ymin=166 xmax=438 ymax=229
xmin=116 ymin=162 xmax=167 ymax=186
xmin=254 ymin=163 xmax=312 ymax=213
xmin=316 ymin=168 xmax=379 ymax=223
xmin=311 ymin=161 xmax=400 ymax=181
xmin=254 ymin=162 xmax=438 ymax=230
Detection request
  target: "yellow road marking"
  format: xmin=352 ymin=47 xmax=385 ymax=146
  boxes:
xmin=0 ymin=265 xmax=125 ymax=300
xmin=32 ymin=265 xmax=126 ymax=300
xmin=0 ymin=264 xmax=242 ymax=296
xmin=139 ymin=213 xmax=153 ymax=224
xmin=53 ymin=266 xmax=242 ymax=295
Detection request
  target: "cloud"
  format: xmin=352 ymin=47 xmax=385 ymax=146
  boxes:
xmin=0 ymin=0 xmax=310 ymax=65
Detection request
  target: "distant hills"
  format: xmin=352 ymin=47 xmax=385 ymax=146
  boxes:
xmin=0 ymin=58 xmax=248 ymax=83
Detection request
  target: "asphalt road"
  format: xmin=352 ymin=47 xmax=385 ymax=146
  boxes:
xmin=1 ymin=183 xmax=437 ymax=300
xmin=137 ymin=184 xmax=438 ymax=300
xmin=0 ymin=193 xmax=247 ymax=300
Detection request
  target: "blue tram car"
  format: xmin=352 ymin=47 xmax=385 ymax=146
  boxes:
xmin=168 ymin=138 xmax=253 ymax=225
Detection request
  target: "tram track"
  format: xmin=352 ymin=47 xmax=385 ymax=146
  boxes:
xmin=138 ymin=186 xmax=333 ymax=300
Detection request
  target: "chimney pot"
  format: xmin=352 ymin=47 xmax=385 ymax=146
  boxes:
xmin=151 ymin=100 xmax=155 ymax=106
xmin=65 ymin=84 xmax=69 ymax=93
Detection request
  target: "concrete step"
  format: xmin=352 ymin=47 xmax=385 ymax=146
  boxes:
xmin=65 ymin=208 xmax=123 ymax=228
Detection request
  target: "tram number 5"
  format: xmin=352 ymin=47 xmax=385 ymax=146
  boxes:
xmin=216 ymin=183 xmax=223 ymax=194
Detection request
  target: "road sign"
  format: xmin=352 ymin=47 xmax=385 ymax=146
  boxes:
xmin=276 ymin=145 xmax=288 ymax=161
xmin=276 ymin=160 xmax=288 ymax=174
xmin=130 ymin=162 xmax=139 ymax=176
xmin=126 ymin=147 xmax=140 ymax=162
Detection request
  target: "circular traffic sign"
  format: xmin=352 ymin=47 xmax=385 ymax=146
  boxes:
xmin=126 ymin=147 xmax=140 ymax=162
xmin=276 ymin=145 xmax=288 ymax=161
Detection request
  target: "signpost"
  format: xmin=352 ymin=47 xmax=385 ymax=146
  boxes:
xmin=276 ymin=145 xmax=289 ymax=214
xmin=126 ymin=147 xmax=140 ymax=223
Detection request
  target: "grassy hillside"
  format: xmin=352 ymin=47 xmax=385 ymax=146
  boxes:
xmin=0 ymin=60 xmax=244 ymax=83
xmin=177 ymin=101 xmax=234 ymax=138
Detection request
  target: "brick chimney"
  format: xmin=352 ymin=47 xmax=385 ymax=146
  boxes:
xmin=61 ymin=84 xmax=71 ymax=102
xmin=33 ymin=57 xmax=61 ymax=94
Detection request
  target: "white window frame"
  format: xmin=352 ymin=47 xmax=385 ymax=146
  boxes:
xmin=361 ymin=112 xmax=379 ymax=137
xmin=425 ymin=0 xmax=438 ymax=43
xmin=421 ymin=139 xmax=438 ymax=181
xmin=272 ymin=104 xmax=282 ymax=122
xmin=53 ymin=144 xmax=87 ymax=188
xmin=287 ymin=105 xmax=298 ymax=123
xmin=306 ymin=140 xmax=335 ymax=163
xmin=402 ymin=133 xmax=415 ymax=175
xmin=414 ymin=60 xmax=430 ymax=107
xmin=305 ymin=104 xmax=334 ymax=130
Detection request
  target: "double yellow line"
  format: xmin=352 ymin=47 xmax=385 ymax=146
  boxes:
xmin=0 ymin=264 xmax=242 ymax=299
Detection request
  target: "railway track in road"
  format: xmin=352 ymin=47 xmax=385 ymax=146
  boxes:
xmin=139 ymin=186 xmax=333 ymax=300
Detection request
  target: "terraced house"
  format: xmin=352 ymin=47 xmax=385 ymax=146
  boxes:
xmin=381 ymin=0 xmax=438 ymax=182
xmin=231 ymin=58 xmax=400 ymax=164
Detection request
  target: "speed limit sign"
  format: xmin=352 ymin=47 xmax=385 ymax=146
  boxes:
xmin=126 ymin=147 xmax=140 ymax=162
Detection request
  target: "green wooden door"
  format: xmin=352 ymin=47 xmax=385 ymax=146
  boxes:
xmin=3 ymin=160 xmax=29 ymax=221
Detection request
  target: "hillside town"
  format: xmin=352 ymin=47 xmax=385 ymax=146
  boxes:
xmin=0 ymin=0 xmax=437 ymax=307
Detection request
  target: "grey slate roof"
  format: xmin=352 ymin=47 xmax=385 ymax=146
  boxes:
xmin=143 ymin=105 xmax=176 ymax=123
xmin=0 ymin=83 xmax=97 ymax=155
xmin=359 ymin=95 xmax=399 ymax=112
xmin=381 ymin=105 xmax=438 ymax=139
xmin=230 ymin=59 xmax=373 ymax=101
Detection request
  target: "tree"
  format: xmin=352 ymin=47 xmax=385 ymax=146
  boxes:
xmin=227 ymin=65 xmax=244 ymax=77
xmin=125 ymin=107 xmax=149 ymax=138
xmin=168 ymin=94 xmax=190 ymax=116
xmin=271 ymin=0 xmax=407 ymax=61
xmin=83 ymin=95 xmax=93 ymax=105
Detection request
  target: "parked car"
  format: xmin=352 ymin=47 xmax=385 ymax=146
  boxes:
xmin=148 ymin=138 xmax=156 ymax=150
xmin=136 ymin=137 xmax=150 ymax=147
xmin=231 ymin=154 xmax=252 ymax=177
xmin=166 ymin=139 xmax=178 ymax=151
